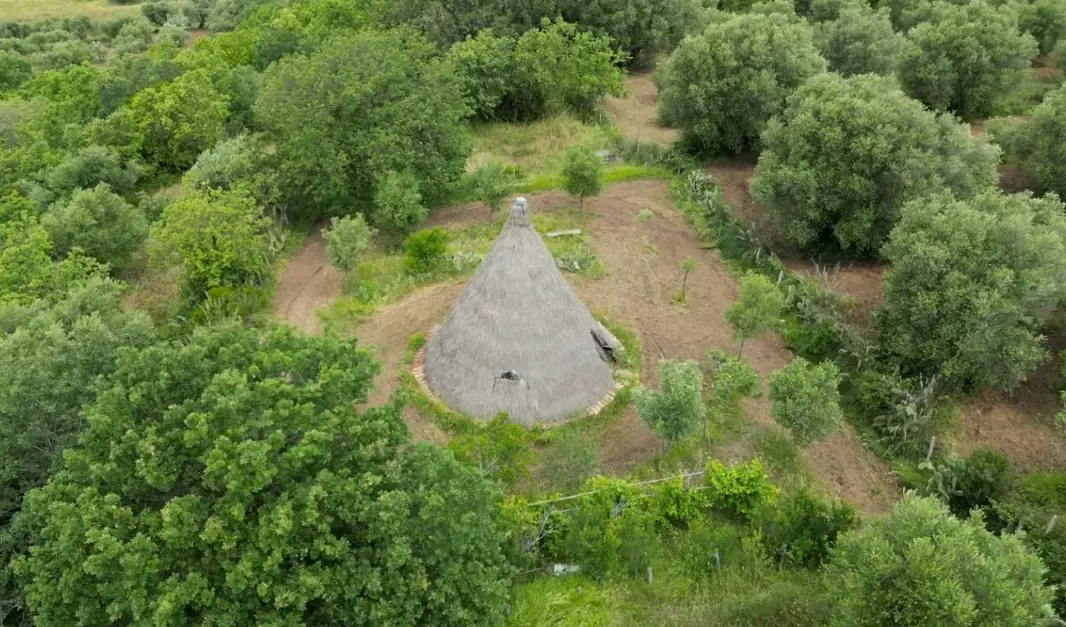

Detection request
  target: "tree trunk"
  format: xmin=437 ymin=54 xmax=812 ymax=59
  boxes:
xmin=737 ymin=337 xmax=746 ymax=359
xmin=681 ymin=270 xmax=689 ymax=300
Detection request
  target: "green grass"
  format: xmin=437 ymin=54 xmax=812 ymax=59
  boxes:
xmin=0 ymin=0 xmax=138 ymax=21
xmin=533 ymin=211 xmax=607 ymax=278
xmin=470 ymin=114 xmax=619 ymax=174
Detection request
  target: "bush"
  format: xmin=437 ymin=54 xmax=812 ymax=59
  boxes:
xmin=874 ymin=190 xmax=1066 ymax=392
xmin=372 ymin=169 xmax=427 ymax=233
xmin=853 ymin=370 xmax=950 ymax=458
xmin=469 ymin=159 xmax=511 ymax=216
xmin=562 ymin=145 xmax=602 ymax=209
xmin=555 ymin=0 xmax=698 ymax=66
xmin=542 ymin=430 xmax=600 ymax=493
xmin=184 ymin=134 xmax=260 ymax=192
xmin=992 ymin=85 xmax=1066 ymax=198
xmin=43 ymin=145 xmax=143 ymax=198
xmin=447 ymin=414 xmax=535 ymax=489
xmin=898 ymin=1 xmax=1038 ymax=119
xmin=758 ymin=487 xmax=857 ymax=568
xmin=753 ymin=73 xmax=998 ymax=256
xmin=1018 ymin=0 xmax=1066 ymax=56
xmin=829 ymin=495 xmax=1056 ymax=626
xmin=141 ymin=1 xmax=173 ymax=26
xmin=656 ymin=11 xmax=825 ymax=155
xmin=0 ymin=50 xmax=30 ymax=91
xmin=634 ymin=359 xmax=705 ymax=447
xmin=404 ymin=228 xmax=449 ymax=274
xmin=324 ymin=214 xmax=376 ymax=280
xmin=814 ymin=4 xmax=903 ymax=76
xmin=560 ymin=476 xmax=660 ymax=578
xmin=704 ymin=459 xmax=777 ymax=520
xmin=769 ymin=357 xmax=843 ymax=445
xmin=725 ymin=272 xmax=784 ymax=355
xmin=919 ymin=449 xmax=1012 ymax=518
xmin=705 ymin=349 xmax=759 ymax=408
xmin=447 ymin=30 xmax=527 ymax=120
xmin=41 ymin=184 xmax=148 ymax=270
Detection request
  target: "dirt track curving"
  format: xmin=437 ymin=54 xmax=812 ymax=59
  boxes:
xmin=605 ymin=72 xmax=679 ymax=146
xmin=271 ymin=221 xmax=342 ymax=335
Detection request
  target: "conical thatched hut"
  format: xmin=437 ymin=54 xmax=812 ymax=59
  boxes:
xmin=421 ymin=198 xmax=618 ymax=427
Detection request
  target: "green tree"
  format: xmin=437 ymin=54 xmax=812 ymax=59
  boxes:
xmin=404 ymin=228 xmax=449 ymax=274
xmin=678 ymin=257 xmax=696 ymax=303
xmin=814 ymin=4 xmax=903 ymax=76
xmin=898 ymin=1 xmax=1038 ymax=119
xmin=447 ymin=415 xmax=535 ymax=489
xmin=42 ymin=145 xmax=144 ymax=198
xmin=183 ymin=134 xmax=261 ymax=192
xmin=562 ymin=145 xmax=603 ymax=210
xmin=256 ymin=30 xmax=470 ymax=221
xmin=753 ymin=73 xmax=998 ymax=256
xmin=657 ymin=11 xmax=825 ymax=155
xmin=725 ymin=272 xmax=784 ymax=357
xmin=148 ymin=188 xmax=273 ymax=298
xmin=41 ymin=184 xmax=148 ymax=270
xmin=829 ymin=495 xmax=1056 ymax=626
xmin=323 ymin=214 xmax=376 ymax=288
xmin=555 ymin=0 xmax=698 ymax=66
xmin=758 ymin=487 xmax=856 ymax=569
xmin=12 ymin=325 xmax=512 ymax=626
xmin=635 ymin=359 xmax=705 ymax=448
xmin=542 ymin=431 xmax=600 ymax=492
xmin=1017 ymin=0 xmax=1066 ymax=56
xmin=0 ymin=278 xmax=153 ymax=620
xmin=0 ymin=51 xmax=32 ymax=92
xmin=874 ymin=190 xmax=1066 ymax=392
xmin=991 ymin=85 xmax=1066 ymax=198
xmin=769 ymin=357 xmax=843 ymax=445
xmin=470 ymin=159 xmax=511 ymax=218
xmin=446 ymin=29 xmax=525 ymax=120
xmin=373 ymin=169 xmax=427 ymax=232
xmin=125 ymin=68 xmax=229 ymax=171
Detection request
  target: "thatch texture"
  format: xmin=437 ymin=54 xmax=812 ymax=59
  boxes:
xmin=423 ymin=198 xmax=615 ymax=426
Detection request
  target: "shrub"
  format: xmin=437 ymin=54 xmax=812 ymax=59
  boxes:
xmin=41 ymin=184 xmax=148 ymax=269
xmin=562 ymin=145 xmax=602 ymax=209
xmin=898 ymin=1 xmax=1038 ymax=119
xmin=469 ymin=159 xmax=511 ymax=217
xmin=184 ymin=134 xmax=260 ymax=192
xmin=920 ymin=449 xmax=1012 ymax=518
xmin=43 ymin=144 xmax=143 ymax=198
xmin=0 ymin=50 xmax=30 ymax=91
xmin=324 ymin=214 xmax=376 ymax=288
xmin=1017 ymin=0 xmax=1066 ymax=56
xmin=373 ymin=170 xmax=427 ymax=233
xmin=561 ymin=476 xmax=660 ymax=578
xmin=404 ymin=228 xmax=449 ymax=274
xmin=753 ymin=73 xmax=999 ymax=256
xmin=542 ymin=430 xmax=600 ymax=493
xmin=705 ymin=348 xmax=759 ymax=408
xmin=758 ymin=487 xmax=857 ymax=568
xmin=814 ymin=4 xmax=903 ymax=77
xmin=769 ymin=358 xmax=843 ymax=445
xmin=651 ymin=475 xmax=709 ymax=529
xmin=634 ymin=359 xmax=705 ymax=448
xmin=829 ymin=495 xmax=1056 ymax=626
xmin=874 ymin=191 xmax=1066 ymax=392
xmin=141 ymin=1 xmax=173 ymax=27
xmin=991 ymin=85 xmax=1066 ymax=198
xmin=656 ymin=11 xmax=825 ymax=155
xmin=725 ymin=272 xmax=784 ymax=356
xmin=705 ymin=459 xmax=777 ymax=520
xmin=854 ymin=370 xmax=949 ymax=458
xmin=447 ymin=414 xmax=535 ymax=489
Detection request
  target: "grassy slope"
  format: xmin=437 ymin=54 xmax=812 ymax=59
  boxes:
xmin=0 ymin=0 xmax=139 ymax=21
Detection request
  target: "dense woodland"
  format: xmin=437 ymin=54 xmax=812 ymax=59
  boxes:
xmin=0 ymin=0 xmax=1065 ymax=624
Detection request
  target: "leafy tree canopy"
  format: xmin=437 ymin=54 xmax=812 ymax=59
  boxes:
xmin=41 ymin=183 xmax=148 ymax=270
xmin=814 ymin=3 xmax=904 ymax=77
xmin=991 ymin=84 xmax=1066 ymax=199
xmin=256 ymin=29 xmax=470 ymax=223
xmin=829 ymin=495 xmax=1056 ymax=626
xmin=1017 ymin=0 xmax=1066 ymax=56
xmin=13 ymin=325 xmax=512 ymax=626
xmin=769 ymin=357 xmax=843 ymax=445
xmin=562 ymin=145 xmax=603 ymax=209
xmin=753 ymin=73 xmax=999 ymax=256
xmin=874 ymin=190 xmax=1066 ymax=392
xmin=657 ymin=11 xmax=826 ymax=155
xmin=898 ymin=0 xmax=1037 ymax=119
xmin=635 ymin=359 xmax=705 ymax=446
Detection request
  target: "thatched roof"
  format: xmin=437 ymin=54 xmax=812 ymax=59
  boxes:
xmin=423 ymin=198 xmax=616 ymax=426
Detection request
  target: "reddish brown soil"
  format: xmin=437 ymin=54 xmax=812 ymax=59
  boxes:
xmin=604 ymin=72 xmax=679 ymax=146
xmin=271 ymin=221 xmax=342 ymax=335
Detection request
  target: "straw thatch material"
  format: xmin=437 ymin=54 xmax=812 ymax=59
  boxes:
xmin=423 ymin=197 xmax=616 ymax=426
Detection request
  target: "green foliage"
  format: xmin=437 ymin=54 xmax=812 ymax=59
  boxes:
xmin=125 ymin=68 xmax=229 ymax=171
xmin=0 ymin=279 xmax=153 ymax=619
xmin=562 ymin=145 xmax=603 ymax=208
xmin=470 ymin=159 xmax=511 ymax=216
xmin=148 ymin=188 xmax=274 ymax=299
xmin=992 ymin=85 xmax=1066 ymax=198
xmin=854 ymin=370 xmax=952 ymax=458
xmin=142 ymin=1 xmax=173 ymax=26
xmin=42 ymin=145 xmax=143 ymax=198
xmin=448 ymin=414 xmax=536 ymax=489
xmin=256 ymin=29 xmax=470 ymax=221
xmin=542 ymin=430 xmax=600 ymax=493
xmin=874 ymin=190 xmax=1066 ymax=392
xmin=918 ymin=449 xmax=1013 ymax=518
xmin=705 ymin=459 xmax=777 ymax=520
xmin=753 ymin=73 xmax=999 ymax=257
xmin=556 ymin=0 xmax=698 ymax=66
xmin=404 ymin=227 xmax=449 ymax=274
xmin=814 ymin=4 xmax=903 ymax=76
xmin=828 ymin=494 xmax=1056 ymax=626
xmin=373 ymin=169 xmax=427 ymax=233
xmin=634 ymin=359 xmax=705 ymax=447
xmin=898 ymin=1 xmax=1038 ymax=119
xmin=41 ymin=183 xmax=148 ymax=269
xmin=324 ymin=214 xmax=376 ymax=281
xmin=183 ymin=133 xmax=260 ymax=192
xmin=758 ymin=487 xmax=857 ymax=568
xmin=705 ymin=348 xmax=759 ymax=408
xmin=725 ymin=272 xmax=784 ymax=355
xmin=653 ymin=475 xmax=710 ymax=529
xmin=1018 ymin=0 xmax=1066 ymax=56
xmin=559 ymin=476 xmax=660 ymax=579
xmin=0 ymin=50 xmax=31 ymax=91
xmin=446 ymin=30 xmax=524 ymax=120
xmin=657 ymin=11 xmax=825 ymax=155
xmin=769 ymin=358 xmax=843 ymax=445
xmin=12 ymin=325 xmax=512 ymax=625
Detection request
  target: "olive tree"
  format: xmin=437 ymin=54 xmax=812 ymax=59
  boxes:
xmin=829 ymin=495 xmax=1056 ymax=626
xmin=898 ymin=1 xmax=1038 ymax=119
xmin=256 ymin=30 xmax=470 ymax=222
xmin=470 ymin=159 xmax=511 ymax=217
xmin=12 ymin=325 xmax=512 ymax=626
xmin=991 ymin=85 xmax=1066 ymax=198
xmin=874 ymin=190 xmax=1066 ymax=392
xmin=41 ymin=184 xmax=148 ymax=270
xmin=657 ymin=12 xmax=826 ymax=155
xmin=555 ymin=0 xmax=699 ymax=66
xmin=725 ymin=272 xmax=784 ymax=357
xmin=814 ymin=4 xmax=904 ymax=76
xmin=635 ymin=359 xmax=705 ymax=448
xmin=1017 ymin=0 xmax=1066 ymax=56
xmin=42 ymin=145 xmax=143 ymax=198
xmin=753 ymin=73 xmax=999 ymax=256
xmin=562 ymin=145 xmax=603 ymax=209
xmin=769 ymin=358 xmax=843 ymax=445
xmin=324 ymin=214 xmax=376 ymax=286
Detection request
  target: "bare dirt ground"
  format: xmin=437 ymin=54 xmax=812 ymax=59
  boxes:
xmin=604 ymin=72 xmax=679 ymax=146
xmin=271 ymin=220 xmax=342 ymax=335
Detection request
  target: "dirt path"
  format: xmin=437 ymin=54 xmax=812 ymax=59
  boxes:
xmin=605 ymin=72 xmax=678 ymax=146
xmin=271 ymin=221 xmax=342 ymax=335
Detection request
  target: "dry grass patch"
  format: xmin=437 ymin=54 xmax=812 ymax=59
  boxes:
xmin=0 ymin=0 xmax=138 ymax=21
